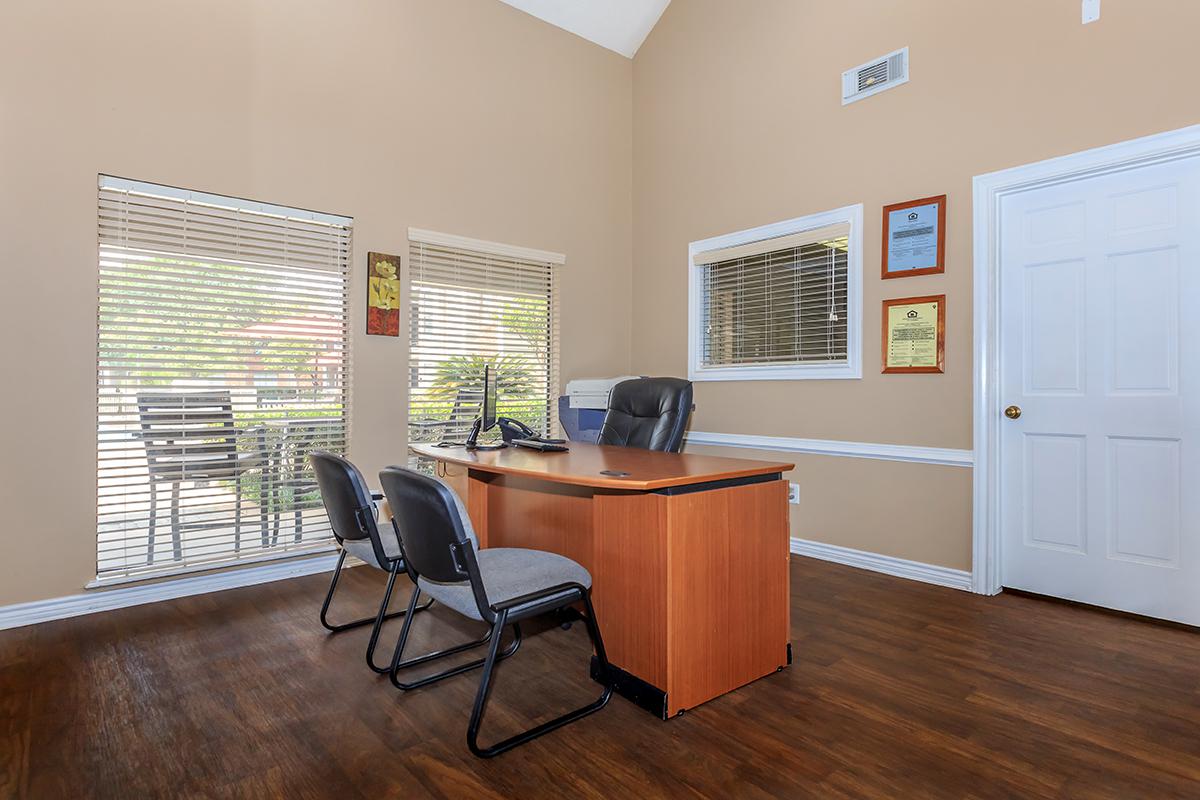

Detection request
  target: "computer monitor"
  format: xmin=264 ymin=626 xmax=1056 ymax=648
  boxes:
xmin=464 ymin=362 xmax=505 ymax=449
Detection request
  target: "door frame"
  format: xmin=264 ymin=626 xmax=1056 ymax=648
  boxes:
xmin=971 ymin=124 xmax=1200 ymax=595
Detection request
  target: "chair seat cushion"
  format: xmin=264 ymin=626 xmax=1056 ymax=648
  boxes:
xmin=151 ymin=451 xmax=267 ymax=481
xmin=418 ymin=548 xmax=591 ymax=621
xmin=339 ymin=502 xmax=401 ymax=569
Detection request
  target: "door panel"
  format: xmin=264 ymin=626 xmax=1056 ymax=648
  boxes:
xmin=1108 ymin=248 xmax=1178 ymax=393
xmin=1022 ymin=434 xmax=1087 ymax=554
xmin=1000 ymin=157 xmax=1200 ymax=626
xmin=1106 ymin=436 xmax=1180 ymax=566
xmin=1023 ymin=259 xmax=1086 ymax=394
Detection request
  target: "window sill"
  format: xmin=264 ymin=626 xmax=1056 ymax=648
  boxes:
xmin=689 ymin=364 xmax=862 ymax=382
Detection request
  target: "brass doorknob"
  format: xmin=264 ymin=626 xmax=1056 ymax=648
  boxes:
xmin=1004 ymin=405 xmax=1022 ymax=420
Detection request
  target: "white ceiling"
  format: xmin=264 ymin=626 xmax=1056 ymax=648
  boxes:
xmin=497 ymin=0 xmax=670 ymax=59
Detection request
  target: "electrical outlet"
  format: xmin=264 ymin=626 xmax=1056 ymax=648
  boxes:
xmin=1082 ymin=0 xmax=1100 ymax=24
xmin=788 ymin=483 xmax=800 ymax=505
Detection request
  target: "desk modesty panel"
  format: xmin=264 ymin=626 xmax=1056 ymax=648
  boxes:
xmin=408 ymin=442 xmax=795 ymax=718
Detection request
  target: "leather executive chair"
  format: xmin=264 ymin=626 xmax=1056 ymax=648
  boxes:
xmin=597 ymin=377 xmax=693 ymax=453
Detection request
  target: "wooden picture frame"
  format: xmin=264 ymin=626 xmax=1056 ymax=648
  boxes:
xmin=366 ymin=251 xmax=401 ymax=336
xmin=881 ymin=194 xmax=946 ymax=279
xmin=881 ymin=294 xmax=945 ymax=374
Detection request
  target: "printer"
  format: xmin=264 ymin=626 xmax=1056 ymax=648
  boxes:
xmin=558 ymin=375 xmax=641 ymax=443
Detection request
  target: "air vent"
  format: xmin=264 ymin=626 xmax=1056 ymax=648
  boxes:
xmin=842 ymin=47 xmax=908 ymax=105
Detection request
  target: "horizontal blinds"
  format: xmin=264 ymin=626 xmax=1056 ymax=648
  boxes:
xmin=408 ymin=238 xmax=560 ymax=448
xmin=700 ymin=237 xmax=849 ymax=367
xmin=96 ymin=177 xmax=352 ymax=581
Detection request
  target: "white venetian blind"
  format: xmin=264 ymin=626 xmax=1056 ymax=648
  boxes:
xmin=96 ymin=176 xmax=352 ymax=582
xmin=407 ymin=231 xmax=561 ymax=450
xmin=696 ymin=224 xmax=850 ymax=368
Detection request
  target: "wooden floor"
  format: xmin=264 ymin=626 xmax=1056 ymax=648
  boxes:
xmin=3 ymin=558 xmax=1199 ymax=799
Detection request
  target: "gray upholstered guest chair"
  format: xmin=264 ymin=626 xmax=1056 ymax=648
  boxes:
xmin=378 ymin=465 xmax=613 ymax=758
xmin=597 ymin=377 xmax=693 ymax=453
xmin=309 ymin=451 xmax=432 ymax=672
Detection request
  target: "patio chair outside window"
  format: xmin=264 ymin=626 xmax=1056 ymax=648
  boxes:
xmin=96 ymin=176 xmax=352 ymax=581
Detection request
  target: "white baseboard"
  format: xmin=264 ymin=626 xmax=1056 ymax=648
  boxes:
xmin=684 ymin=430 xmax=973 ymax=468
xmin=0 ymin=537 xmax=972 ymax=631
xmin=790 ymin=537 xmax=973 ymax=591
xmin=0 ymin=552 xmax=347 ymax=632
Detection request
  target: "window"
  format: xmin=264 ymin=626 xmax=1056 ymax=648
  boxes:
xmin=407 ymin=229 xmax=561 ymax=454
xmin=96 ymin=176 xmax=351 ymax=582
xmin=688 ymin=204 xmax=863 ymax=381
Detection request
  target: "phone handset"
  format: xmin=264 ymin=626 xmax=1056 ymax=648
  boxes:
xmin=497 ymin=416 xmax=566 ymax=444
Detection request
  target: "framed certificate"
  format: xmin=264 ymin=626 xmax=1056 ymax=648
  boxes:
xmin=882 ymin=295 xmax=945 ymax=373
xmin=881 ymin=194 xmax=946 ymax=279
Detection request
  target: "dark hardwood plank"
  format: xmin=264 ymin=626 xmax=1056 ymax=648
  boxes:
xmin=2 ymin=557 xmax=1199 ymax=799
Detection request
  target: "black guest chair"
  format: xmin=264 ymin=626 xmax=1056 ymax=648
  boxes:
xmin=309 ymin=451 xmax=432 ymax=672
xmin=597 ymin=377 xmax=693 ymax=453
xmin=378 ymin=465 xmax=613 ymax=758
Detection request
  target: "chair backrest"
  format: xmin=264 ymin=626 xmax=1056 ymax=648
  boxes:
xmin=308 ymin=451 xmax=378 ymax=546
xmin=597 ymin=377 xmax=693 ymax=453
xmin=137 ymin=391 xmax=238 ymax=472
xmin=378 ymin=466 xmax=482 ymax=587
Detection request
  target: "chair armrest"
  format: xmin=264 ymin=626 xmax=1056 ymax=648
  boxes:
xmin=491 ymin=581 xmax=587 ymax=613
xmin=233 ymin=424 xmax=268 ymax=442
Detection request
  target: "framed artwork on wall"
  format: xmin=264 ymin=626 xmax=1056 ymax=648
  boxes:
xmin=367 ymin=252 xmax=400 ymax=336
xmin=881 ymin=194 xmax=946 ymax=279
xmin=882 ymin=294 xmax=945 ymax=374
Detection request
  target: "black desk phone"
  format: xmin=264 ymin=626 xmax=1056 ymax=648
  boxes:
xmin=497 ymin=417 xmax=566 ymax=445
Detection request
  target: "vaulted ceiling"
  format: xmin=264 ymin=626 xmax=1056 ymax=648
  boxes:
xmin=496 ymin=0 xmax=670 ymax=58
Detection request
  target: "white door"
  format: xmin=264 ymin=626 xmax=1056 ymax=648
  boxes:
xmin=999 ymin=156 xmax=1200 ymax=626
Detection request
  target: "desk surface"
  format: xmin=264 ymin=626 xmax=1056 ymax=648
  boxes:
xmin=410 ymin=441 xmax=793 ymax=491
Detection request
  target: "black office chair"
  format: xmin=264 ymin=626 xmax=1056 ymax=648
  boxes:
xmin=597 ymin=377 xmax=693 ymax=453
xmin=378 ymin=465 xmax=613 ymax=758
xmin=309 ymin=451 xmax=432 ymax=672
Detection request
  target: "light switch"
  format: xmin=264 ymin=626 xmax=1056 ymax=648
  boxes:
xmin=1082 ymin=0 xmax=1100 ymax=24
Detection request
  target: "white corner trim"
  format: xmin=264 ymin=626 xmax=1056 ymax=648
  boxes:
xmin=407 ymin=227 xmax=566 ymax=265
xmin=687 ymin=203 xmax=864 ymax=383
xmin=684 ymin=430 xmax=973 ymax=468
xmin=971 ymin=123 xmax=1200 ymax=597
xmin=99 ymin=175 xmax=352 ymax=227
xmin=791 ymin=537 xmax=973 ymax=592
xmin=0 ymin=552 xmax=348 ymax=632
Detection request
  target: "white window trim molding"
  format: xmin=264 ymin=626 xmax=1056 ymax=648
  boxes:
xmin=408 ymin=227 xmax=565 ymax=265
xmin=685 ymin=430 xmax=972 ymax=468
xmin=86 ymin=543 xmax=336 ymax=588
xmin=971 ymin=123 xmax=1200 ymax=597
xmin=99 ymin=175 xmax=352 ymax=226
xmin=0 ymin=550 xmax=352 ymax=631
xmin=687 ymin=204 xmax=864 ymax=381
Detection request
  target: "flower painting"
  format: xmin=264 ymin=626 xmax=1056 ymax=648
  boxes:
xmin=366 ymin=252 xmax=400 ymax=336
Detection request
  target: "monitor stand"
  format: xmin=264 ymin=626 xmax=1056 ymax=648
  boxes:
xmin=463 ymin=417 xmax=507 ymax=451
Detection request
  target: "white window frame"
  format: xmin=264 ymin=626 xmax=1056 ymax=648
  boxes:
xmin=405 ymin=227 xmax=564 ymax=449
xmin=93 ymin=176 xmax=353 ymax=584
xmin=687 ymin=203 xmax=864 ymax=381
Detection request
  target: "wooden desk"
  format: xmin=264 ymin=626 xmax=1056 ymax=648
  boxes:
xmin=410 ymin=441 xmax=795 ymax=718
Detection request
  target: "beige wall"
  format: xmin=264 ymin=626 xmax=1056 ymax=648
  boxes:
xmin=0 ymin=0 xmax=633 ymax=605
xmin=632 ymin=0 xmax=1200 ymax=571
xmin=5 ymin=0 xmax=1200 ymax=606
